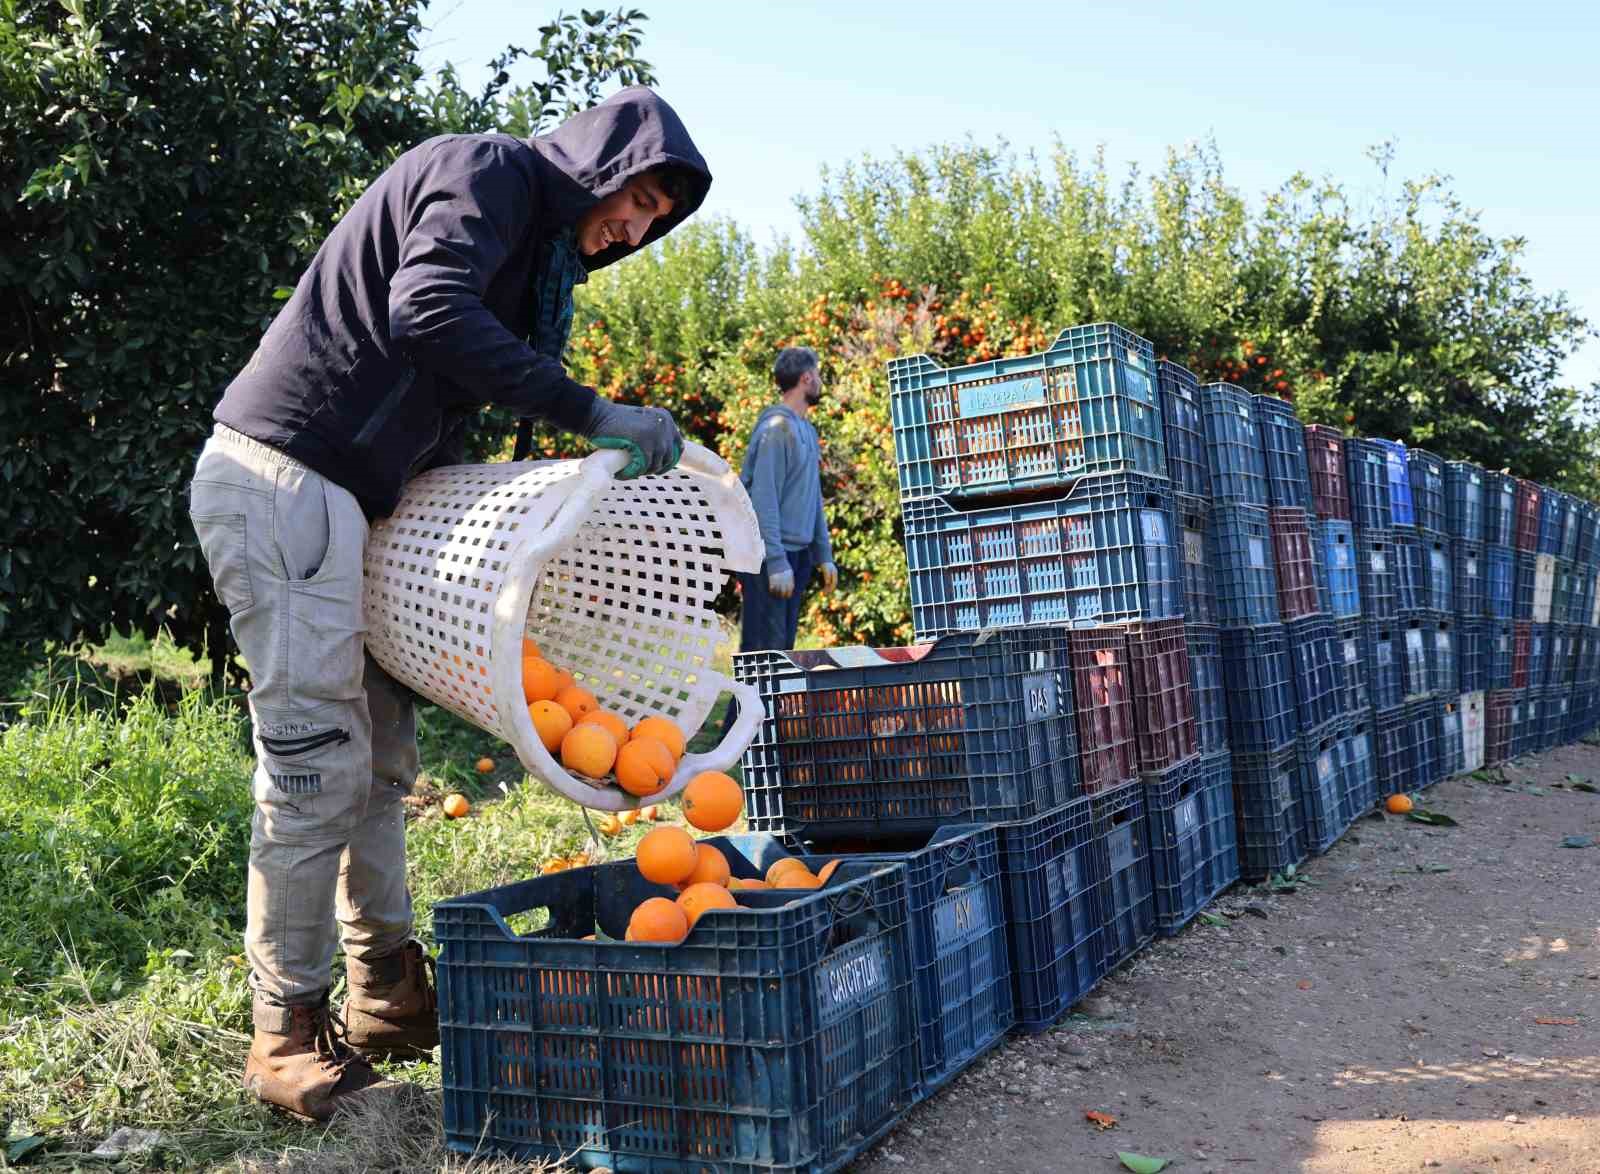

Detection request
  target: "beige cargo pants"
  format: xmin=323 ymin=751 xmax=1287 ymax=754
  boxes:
xmin=188 ymin=424 xmax=416 ymax=1007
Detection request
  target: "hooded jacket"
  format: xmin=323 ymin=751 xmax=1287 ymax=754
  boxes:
xmin=213 ymin=87 xmax=711 ymax=518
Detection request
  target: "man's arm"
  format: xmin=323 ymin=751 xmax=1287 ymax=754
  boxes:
xmin=386 ymin=138 xmax=595 ymax=434
xmin=745 ymin=417 xmax=793 ymax=576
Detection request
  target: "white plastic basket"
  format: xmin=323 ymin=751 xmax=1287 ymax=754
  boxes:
xmin=363 ymin=443 xmax=765 ymax=811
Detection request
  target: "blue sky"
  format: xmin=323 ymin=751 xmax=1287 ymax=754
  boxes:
xmin=419 ymin=0 xmax=1599 ymax=386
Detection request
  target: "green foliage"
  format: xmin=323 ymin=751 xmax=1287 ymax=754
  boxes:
xmin=566 ymin=140 xmax=1599 ymax=644
xmin=0 ymin=0 xmax=654 ymax=662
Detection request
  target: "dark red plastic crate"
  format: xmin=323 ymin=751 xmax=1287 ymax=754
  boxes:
xmin=1485 ymin=689 xmax=1514 ymax=765
xmin=1269 ymin=506 xmax=1321 ymax=620
xmin=1511 ymin=621 xmax=1531 ymax=689
xmin=1303 ymin=425 xmax=1350 ymax=521
xmin=1514 ymin=479 xmax=1542 ymax=552
xmin=1069 ymin=627 xmax=1139 ymax=794
xmin=1125 ymin=619 xmax=1198 ymax=771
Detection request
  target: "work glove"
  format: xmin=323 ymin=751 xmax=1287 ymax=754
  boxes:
xmin=819 ymin=562 xmax=838 ymax=592
xmin=768 ymin=566 xmax=796 ymax=599
xmin=583 ymin=397 xmax=683 ymax=479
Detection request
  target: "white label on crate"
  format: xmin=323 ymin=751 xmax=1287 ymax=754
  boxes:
xmin=957 ymin=375 xmax=1046 ymax=419
xmin=1174 ymin=794 xmax=1199 ymax=836
xmin=1249 ymin=537 xmax=1268 ymax=569
xmin=817 ymin=939 xmax=890 ymax=1021
xmin=1184 ymin=529 xmax=1206 ymax=566
xmin=933 ymin=887 xmax=993 ymax=948
xmin=1343 ymin=638 xmax=1359 ymax=666
xmin=1109 ymin=825 xmax=1137 ymax=873
xmin=1022 ymin=671 xmax=1057 ymax=722
xmin=1333 ymin=544 xmax=1352 ymax=569
xmin=1372 ymin=552 xmax=1388 ymax=574
xmin=1275 ymin=774 xmax=1294 ymax=812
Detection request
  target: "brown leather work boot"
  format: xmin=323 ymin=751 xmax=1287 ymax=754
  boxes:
xmin=243 ymin=993 xmax=390 ymax=1122
xmin=342 ymin=939 xmax=439 ymax=1059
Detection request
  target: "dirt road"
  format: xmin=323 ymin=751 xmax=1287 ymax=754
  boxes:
xmin=852 ymin=742 xmax=1600 ymax=1174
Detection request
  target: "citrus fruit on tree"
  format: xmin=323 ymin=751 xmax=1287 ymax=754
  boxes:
xmin=636 ymin=826 xmax=698 ymax=885
xmin=561 ymin=723 xmax=618 ymax=779
xmin=441 ymin=793 xmax=470 ymax=819
xmin=529 ymin=699 xmax=573 ymax=753
xmin=676 ymin=882 xmax=737 ymax=928
xmin=616 ymin=736 xmax=675 ymax=797
xmin=626 ymin=897 xmax=688 ymax=943
xmin=682 ymin=771 xmax=743 ymax=831
xmin=632 ymin=716 xmax=686 ymax=761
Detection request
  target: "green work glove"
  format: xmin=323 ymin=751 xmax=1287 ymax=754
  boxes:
xmin=583 ymin=397 xmax=684 ymax=479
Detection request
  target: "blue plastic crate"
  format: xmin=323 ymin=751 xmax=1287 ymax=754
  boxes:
xmin=997 ymin=797 xmax=1110 ymax=1032
xmin=1512 ymin=551 xmax=1538 ymax=622
xmin=1546 ymin=626 xmax=1574 ymax=690
xmin=1488 ymin=621 xmax=1515 ymax=689
xmin=1399 ymin=616 xmax=1432 ymax=701
xmin=1345 ymin=438 xmax=1394 ymax=531
xmin=736 ymin=630 xmax=1081 ymax=841
xmin=1482 ymin=471 xmax=1518 ymax=548
xmin=1336 ymin=620 xmax=1369 ymax=715
xmin=1444 ymin=460 xmax=1485 ymax=542
xmin=1201 ymin=383 xmax=1268 ymax=505
xmin=1509 ymin=691 xmax=1536 ymax=757
xmin=1355 ymin=529 xmax=1398 ymax=620
xmin=1421 ymin=534 xmax=1454 ymax=613
xmin=1407 ymin=448 xmax=1446 ymax=534
xmin=1362 ymin=619 xmax=1406 ymax=709
xmin=888 ymin=322 xmax=1164 ymax=501
xmin=1296 ymin=717 xmax=1353 ymax=854
xmin=1541 ymin=689 xmax=1569 ymax=750
xmin=1317 ymin=520 xmax=1361 ymax=619
xmin=1232 ymin=748 xmax=1307 ymax=880
xmin=1253 ymin=395 xmax=1312 ymax=510
xmin=1393 ymin=532 xmax=1427 ymax=613
xmin=1458 ymin=619 xmax=1487 ymax=693
xmin=1560 ymin=497 xmax=1582 ymax=562
xmin=1409 ymin=698 xmax=1440 ymax=789
xmin=1366 ymin=439 xmax=1414 ymax=527
xmin=1339 ymin=716 xmax=1378 ymax=822
xmin=1552 ymin=560 xmax=1577 ymax=626
xmin=1158 ymin=360 xmax=1209 ymax=500
xmin=793 ymin=826 xmax=1013 ymax=1097
xmin=1176 ymin=501 xmax=1216 ymax=625
xmin=1286 ymin=616 xmax=1345 ymax=730
xmin=1437 ymin=698 xmax=1464 ymax=779
xmin=1452 ymin=540 xmax=1486 ymax=618
xmin=1427 ymin=617 xmax=1458 ymax=698
xmin=1575 ymin=501 xmax=1598 ymax=565
xmin=1092 ymin=783 xmax=1156 ymax=971
xmin=1373 ymin=703 xmax=1411 ymax=794
xmin=1537 ymin=489 xmax=1567 ymax=557
xmin=902 ymin=472 xmax=1182 ymax=637
xmin=1142 ymin=752 xmax=1237 ymax=934
xmin=1486 ymin=544 xmax=1515 ymax=620
xmin=1186 ymin=624 xmax=1228 ymax=755
xmin=1575 ymin=631 xmax=1600 ymax=688
xmin=435 ymin=845 xmax=919 ymax=1172
xmin=1528 ymin=623 xmax=1551 ymax=688
xmin=1219 ymin=625 xmax=1298 ymax=755
xmin=1209 ymin=505 xmax=1280 ymax=627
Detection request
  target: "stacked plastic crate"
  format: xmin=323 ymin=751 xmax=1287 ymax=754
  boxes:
xmin=1482 ymin=470 xmax=1519 ymax=764
xmin=1446 ymin=460 xmax=1487 ymax=773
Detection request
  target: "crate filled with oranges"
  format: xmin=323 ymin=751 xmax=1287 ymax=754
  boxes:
xmin=434 ymin=831 xmax=918 ymax=1171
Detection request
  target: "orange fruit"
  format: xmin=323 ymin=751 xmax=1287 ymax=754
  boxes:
xmin=552 ymin=668 xmax=577 ymax=695
xmin=764 ymin=857 xmax=811 ymax=887
xmin=728 ymin=876 xmax=769 ymax=890
xmin=620 ymin=808 xmax=640 ymax=826
xmin=521 ymin=657 xmax=561 ymax=703
xmin=529 ymin=699 xmax=573 ymax=753
xmin=816 ymin=859 xmax=840 ymax=884
xmin=616 ymin=736 xmax=675 ymax=797
xmin=682 ymin=771 xmax=743 ymax=832
xmin=636 ymin=826 xmax=698 ymax=885
xmin=475 ymin=756 xmax=495 ymax=774
xmin=442 ymin=793 xmax=470 ymax=819
xmin=561 ymin=723 xmax=618 ymax=779
xmin=676 ymin=882 xmax=737 ymax=928
xmin=627 ymin=897 xmax=689 ymax=943
xmin=1385 ymin=793 xmax=1414 ymax=815
xmin=522 ymin=636 xmax=541 ymax=659
xmin=579 ymin=709 xmax=631 ymax=746
xmin=684 ymin=842 xmax=731 ymax=887
xmin=541 ymin=858 xmax=567 ymax=874
xmin=556 ymin=684 xmax=599 ymax=723
xmin=632 ymin=716 xmax=686 ymax=761
xmin=641 ymin=804 xmax=662 ymax=821
xmin=772 ymin=870 xmax=822 ymax=890
xmin=599 ymin=813 xmax=623 ymax=836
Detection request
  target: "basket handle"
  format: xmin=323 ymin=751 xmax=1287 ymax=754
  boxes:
xmin=934 ymin=836 xmax=977 ymax=892
xmin=671 ymin=678 xmax=764 ymax=784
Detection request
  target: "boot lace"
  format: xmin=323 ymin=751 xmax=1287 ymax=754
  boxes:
xmin=311 ymin=1004 xmax=366 ymax=1074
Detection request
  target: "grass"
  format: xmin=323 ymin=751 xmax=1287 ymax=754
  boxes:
xmin=0 ymin=624 xmax=746 ymax=1169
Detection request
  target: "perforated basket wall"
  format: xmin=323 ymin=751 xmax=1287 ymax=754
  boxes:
xmin=363 ymin=449 xmax=763 ymax=809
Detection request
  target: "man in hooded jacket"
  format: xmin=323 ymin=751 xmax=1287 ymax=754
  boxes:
xmin=187 ymin=87 xmax=711 ymax=1121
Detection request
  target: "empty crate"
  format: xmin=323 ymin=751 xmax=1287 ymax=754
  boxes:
xmin=1201 ymin=382 xmax=1268 ymax=505
xmin=1143 ymin=752 xmax=1237 ymax=934
xmin=1304 ymin=424 xmax=1350 ymax=520
xmin=1254 ymin=395 xmax=1312 ymax=510
xmin=1444 ymin=460 xmax=1484 ymax=542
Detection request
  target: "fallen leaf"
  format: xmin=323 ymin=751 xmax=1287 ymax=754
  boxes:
xmin=1535 ymin=1016 xmax=1578 ymax=1026
xmin=1407 ymin=810 xmax=1459 ymax=827
xmin=1521 ymin=785 xmax=1547 ymax=796
xmin=1574 ymin=782 xmax=1599 ymax=794
xmin=1085 ymin=1110 xmax=1118 ymax=1130
xmin=1297 ymin=979 xmax=1313 ymax=990
xmin=1561 ymin=836 xmax=1595 ymax=849
xmin=1117 ymin=1153 xmax=1170 ymax=1174
xmin=5 ymin=1136 xmax=48 ymax=1163
xmin=1199 ymin=912 xmax=1229 ymax=927
xmin=1417 ymin=863 xmax=1452 ymax=873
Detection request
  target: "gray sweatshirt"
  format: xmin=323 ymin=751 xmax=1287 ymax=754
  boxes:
xmin=739 ymin=404 xmax=833 ymax=575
